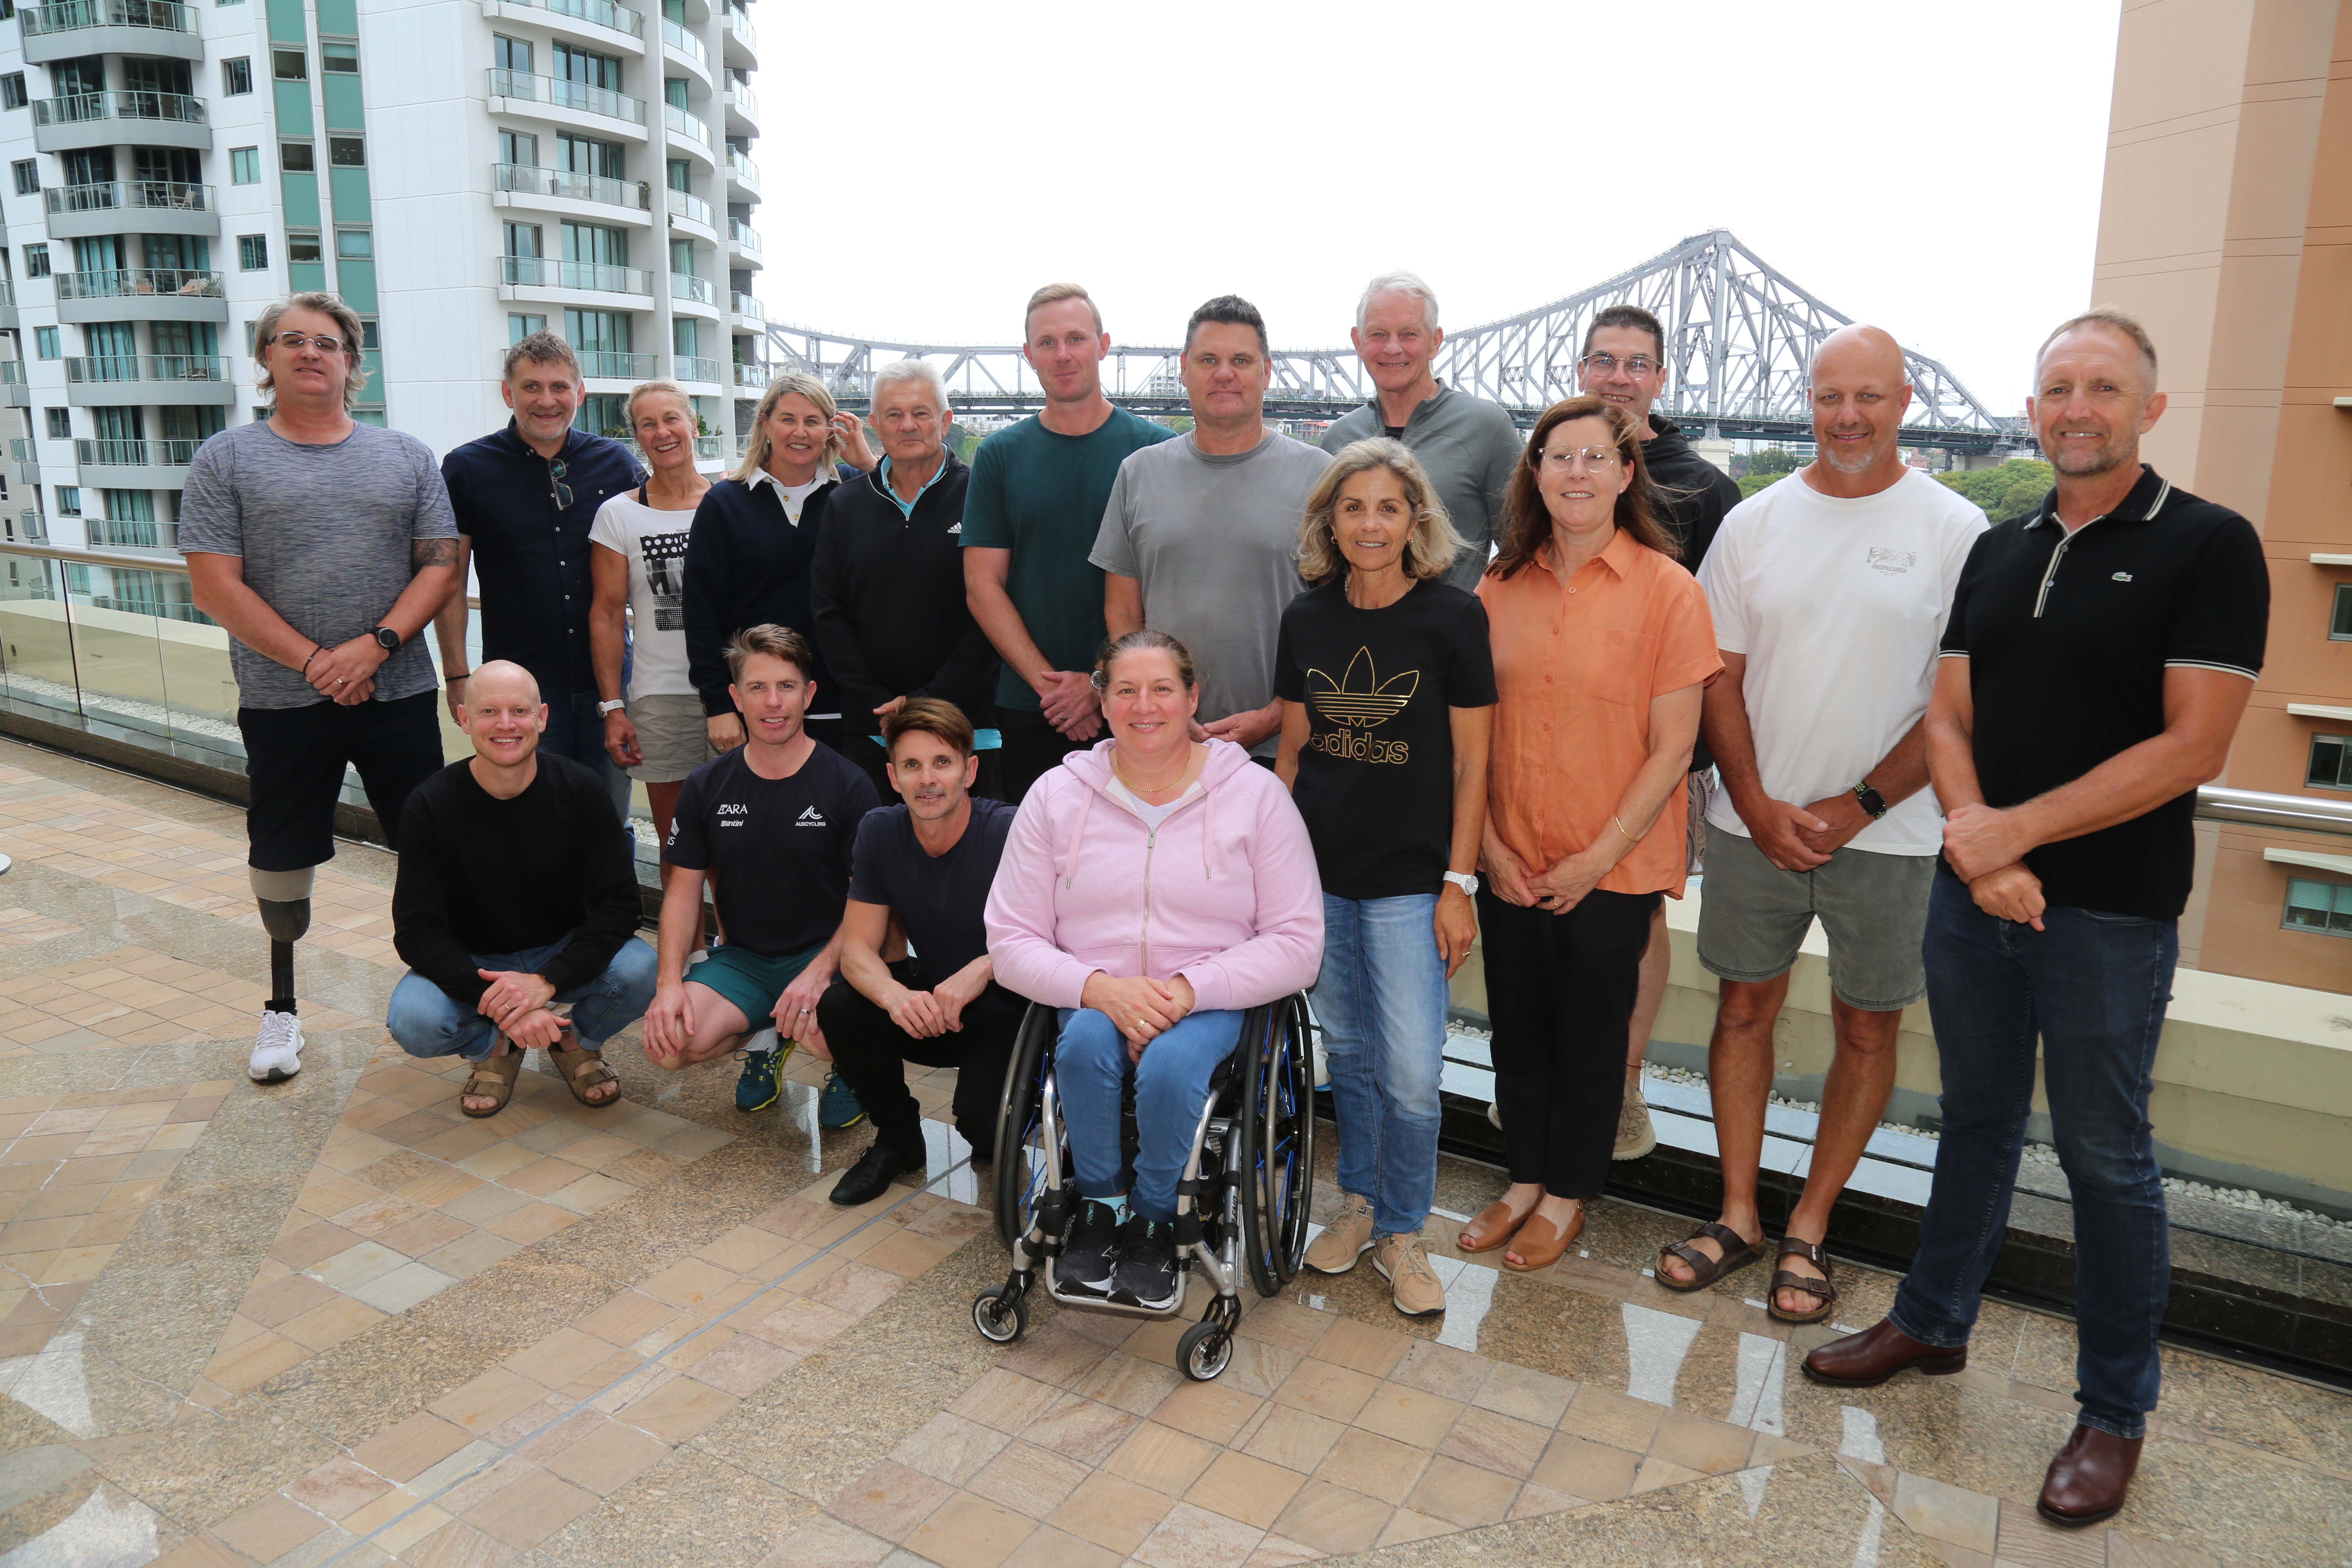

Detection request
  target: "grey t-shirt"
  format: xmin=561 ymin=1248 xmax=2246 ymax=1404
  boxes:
xmin=176 ymin=420 xmax=458 ymax=710
xmin=1321 ymin=383 xmax=1525 ymax=592
xmin=1089 ymin=431 xmax=1332 ymax=755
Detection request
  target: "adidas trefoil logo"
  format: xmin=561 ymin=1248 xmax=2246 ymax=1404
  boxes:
xmin=1305 ymin=648 xmax=1417 ymax=764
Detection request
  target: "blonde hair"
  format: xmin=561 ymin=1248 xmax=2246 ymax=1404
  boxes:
xmin=624 ymin=378 xmax=694 ymax=429
xmin=1298 ymin=439 xmax=1464 ymax=586
xmin=253 ymin=291 xmax=368 ymax=410
xmin=1025 ymin=282 xmax=1101 ymax=336
xmin=733 ymin=372 xmax=845 ymax=482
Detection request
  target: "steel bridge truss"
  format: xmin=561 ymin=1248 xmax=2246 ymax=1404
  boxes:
xmin=762 ymin=229 xmax=2023 ymax=450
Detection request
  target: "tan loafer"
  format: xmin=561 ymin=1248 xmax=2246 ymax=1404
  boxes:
xmin=1373 ymin=1232 xmax=1446 ymax=1317
xmin=1305 ymin=1193 xmax=1374 ymax=1275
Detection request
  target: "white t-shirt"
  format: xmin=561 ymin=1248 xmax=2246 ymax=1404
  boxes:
xmin=1697 ymin=467 xmax=1988 ymax=857
xmin=588 ymin=489 xmax=704 ymax=700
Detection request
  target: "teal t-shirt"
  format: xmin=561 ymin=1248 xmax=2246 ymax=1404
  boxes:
xmin=960 ymin=407 xmax=1177 ymax=711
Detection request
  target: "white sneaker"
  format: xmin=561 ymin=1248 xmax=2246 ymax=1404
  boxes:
xmin=247 ymin=1009 xmax=304 ymax=1083
xmin=1486 ymin=1099 xmax=1503 ymax=1132
xmin=1311 ymin=1033 xmax=1330 ymax=1089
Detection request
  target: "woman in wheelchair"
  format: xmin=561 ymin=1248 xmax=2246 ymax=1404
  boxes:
xmin=985 ymin=630 xmax=1323 ymax=1310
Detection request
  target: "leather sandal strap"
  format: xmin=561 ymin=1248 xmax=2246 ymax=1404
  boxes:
xmin=1769 ymin=1268 xmax=1837 ymax=1305
xmin=1777 ymin=1236 xmax=1828 ymax=1268
xmin=1697 ymin=1221 xmax=1752 ymax=1253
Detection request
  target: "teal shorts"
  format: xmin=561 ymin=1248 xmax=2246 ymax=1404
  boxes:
xmin=686 ymin=942 xmax=824 ymax=1032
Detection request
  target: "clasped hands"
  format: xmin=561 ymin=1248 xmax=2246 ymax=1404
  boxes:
xmin=882 ymin=962 xmax=990 ymax=1042
xmin=1942 ymin=802 xmax=2045 ymax=929
xmin=1083 ymin=971 xmax=1197 ymax=1061
xmin=1036 ymin=669 xmax=1102 ymax=742
xmin=1479 ymin=829 xmax=1603 ymax=916
xmin=477 ymin=968 xmax=563 ymax=1048
xmin=305 ymin=634 xmax=390 ymax=706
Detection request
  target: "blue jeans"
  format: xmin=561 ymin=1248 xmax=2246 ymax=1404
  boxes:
xmin=542 ymin=690 xmax=633 ymax=824
xmin=1057 ymin=1006 xmax=1244 ymax=1223
xmin=1890 ymin=873 xmax=2177 ymax=1441
xmin=1315 ymin=893 xmax=1446 ymax=1236
xmin=387 ymin=933 xmax=658 ymax=1063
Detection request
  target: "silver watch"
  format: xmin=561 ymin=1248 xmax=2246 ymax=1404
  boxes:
xmin=597 ymin=699 xmax=626 ymax=717
xmin=1442 ymin=871 xmax=1479 ymax=897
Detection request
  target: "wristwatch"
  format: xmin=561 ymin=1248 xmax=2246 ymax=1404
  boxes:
xmin=598 ymin=699 xmax=627 ymax=717
xmin=1442 ymin=871 xmax=1480 ymax=897
xmin=370 ymin=626 xmax=400 ymax=653
xmin=1852 ymin=781 xmax=1889 ymax=820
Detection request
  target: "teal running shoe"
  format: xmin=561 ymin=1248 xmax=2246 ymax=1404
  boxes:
xmin=819 ymin=1068 xmax=866 ymax=1130
xmin=735 ymin=1029 xmax=791 ymax=1112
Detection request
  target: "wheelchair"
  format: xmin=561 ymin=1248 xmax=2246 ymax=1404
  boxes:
xmin=969 ymin=995 xmax=1316 ymax=1382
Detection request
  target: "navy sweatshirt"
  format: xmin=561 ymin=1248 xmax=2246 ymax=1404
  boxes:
xmin=811 ymin=448 xmax=999 ymax=735
xmin=680 ymin=465 xmax=858 ymax=719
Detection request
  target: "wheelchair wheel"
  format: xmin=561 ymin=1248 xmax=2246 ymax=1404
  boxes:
xmin=1236 ymin=996 xmax=1316 ymax=1296
xmin=973 ymin=1286 xmax=1029 ymax=1345
xmin=991 ymin=1004 xmax=1058 ymax=1254
xmin=1177 ymin=1319 xmax=1232 ymax=1382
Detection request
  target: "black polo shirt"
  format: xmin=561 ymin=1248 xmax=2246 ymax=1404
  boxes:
xmin=1939 ymin=466 xmax=2267 ymax=920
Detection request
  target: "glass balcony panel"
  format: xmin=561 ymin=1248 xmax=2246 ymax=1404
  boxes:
xmin=664 ymin=185 xmax=711 ymax=225
xmin=669 ymin=272 xmax=711 ymax=304
xmin=661 ymin=17 xmax=704 ymax=64
xmin=18 ymin=0 xmax=196 ymax=36
xmin=732 ymin=361 xmax=768 ymax=388
xmin=63 ymin=355 xmax=229 ymax=383
xmin=493 ymin=162 xmax=649 ymax=210
xmin=32 ymin=89 xmax=206 ymax=125
xmin=54 ymin=267 xmax=224 ymax=300
xmin=676 ymin=356 xmax=719 ymax=383
xmin=729 ymin=290 xmax=763 ymax=321
xmin=497 ymin=255 xmax=653 ymax=295
xmin=662 ymin=103 xmax=710 ymax=147
xmin=532 ymin=0 xmax=644 ymax=33
xmin=0 ymin=553 xmax=80 ymax=720
xmin=728 ymin=219 xmax=760 ymax=252
xmin=486 ymin=68 xmax=646 ymax=125
xmin=44 ymin=179 xmax=214 ymax=213
xmin=576 ymin=350 xmax=656 ymax=379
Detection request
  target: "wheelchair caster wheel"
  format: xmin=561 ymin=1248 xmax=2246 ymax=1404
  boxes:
xmin=973 ymin=1287 xmax=1028 ymax=1345
xmin=1178 ymin=1319 xmax=1232 ymax=1382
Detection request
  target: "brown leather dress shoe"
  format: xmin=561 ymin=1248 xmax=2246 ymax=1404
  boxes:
xmin=2037 ymin=1424 xmax=2142 ymax=1526
xmin=1801 ymin=1318 xmax=1968 ymax=1388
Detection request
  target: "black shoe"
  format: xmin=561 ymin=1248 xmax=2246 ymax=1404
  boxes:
xmin=1111 ymin=1214 xmax=1180 ymax=1311
xmin=829 ymin=1137 xmax=924 ymax=1207
xmin=1056 ymin=1198 xmax=1121 ymax=1294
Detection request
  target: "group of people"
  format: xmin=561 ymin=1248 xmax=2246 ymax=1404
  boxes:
xmin=180 ymin=274 xmax=2266 ymax=1533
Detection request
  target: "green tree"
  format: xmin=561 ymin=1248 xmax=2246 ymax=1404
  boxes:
xmin=1737 ymin=471 xmax=1785 ymax=500
xmin=1748 ymin=447 xmax=1802 ymax=478
xmin=1937 ymin=458 xmax=2055 ymax=524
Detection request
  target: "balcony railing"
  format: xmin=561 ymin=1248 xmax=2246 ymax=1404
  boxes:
xmin=730 ymin=290 xmax=763 ymax=322
xmin=13 ymin=510 xmax=47 ymax=542
xmin=733 ymin=361 xmax=768 ymax=388
xmin=665 ymin=185 xmax=711 ymax=225
xmin=726 ymin=82 xmax=757 ymax=120
xmin=676 ymin=355 xmax=719 ymax=383
xmin=498 ymin=255 xmax=654 ymax=295
xmin=493 ymin=161 xmax=650 ymax=210
xmin=88 ymin=515 xmax=173 ymax=550
xmin=661 ymin=17 xmax=704 ymax=65
xmin=486 ymin=68 xmax=646 ymax=125
xmin=54 ymin=267 xmax=223 ymax=301
xmin=10 ymin=439 xmax=34 ymax=463
xmin=499 ymin=0 xmax=643 ymax=34
xmin=44 ymin=180 xmax=213 ymax=215
xmin=728 ymin=219 xmax=760 ymax=253
xmin=1 ymin=362 xmax=25 ymax=385
xmin=670 ymin=271 xmax=712 ymax=304
xmin=76 ymin=437 xmax=198 ymax=466
xmin=31 ymin=90 xmax=206 ymax=127
xmin=723 ymin=7 xmax=754 ymax=50
xmin=693 ymin=435 xmax=722 ymax=459
xmin=725 ymin=149 xmax=758 ymax=189
xmin=19 ymin=0 xmax=195 ymax=37
xmin=577 ymin=350 xmax=656 ymax=379
xmin=663 ymin=103 xmax=711 ymax=147
xmin=0 ymin=281 xmax=13 ymax=308
xmin=63 ymin=354 xmax=228 ymax=383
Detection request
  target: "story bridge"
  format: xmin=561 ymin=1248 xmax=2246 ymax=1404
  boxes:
xmin=760 ymin=228 xmax=2033 ymax=455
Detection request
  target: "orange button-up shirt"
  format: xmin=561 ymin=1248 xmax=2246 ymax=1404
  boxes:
xmin=1478 ymin=528 xmax=1722 ymax=897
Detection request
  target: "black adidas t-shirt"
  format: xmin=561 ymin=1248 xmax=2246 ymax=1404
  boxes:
xmin=848 ymin=796 xmax=1021 ymax=1017
xmin=1275 ymin=577 xmax=1497 ymax=901
xmin=664 ymin=742 xmax=880 ymax=956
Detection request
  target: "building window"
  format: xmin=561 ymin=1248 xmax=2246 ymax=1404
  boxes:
xmin=509 ymin=313 xmax=546 ymax=343
xmin=281 ymin=142 xmax=315 ymax=173
xmin=2310 ymin=734 xmax=2352 ymax=791
xmin=335 ymin=228 xmax=372 ymax=259
xmin=273 ymin=48 xmax=307 ymax=81
xmin=33 ymin=327 xmax=56 ymax=359
xmin=286 ymin=232 xmax=322 ymax=264
xmin=44 ymin=408 xmax=68 ymax=439
xmin=329 ymin=136 xmax=365 ymax=167
xmin=2283 ymin=875 xmax=2352 ymax=938
xmin=22 ymin=244 xmax=47 ymax=278
xmin=2333 ymin=583 xmax=2352 ymax=641
xmin=227 ymin=147 xmax=258 ymax=185
xmin=238 ymin=234 xmax=268 ymax=271
xmin=10 ymin=160 xmax=34 ymax=197
xmin=222 ymin=57 xmax=253 ymax=95
xmin=0 ymin=74 xmax=24 ymax=111
xmin=54 ymin=485 xmax=78 ymax=516
xmin=323 ymin=42 xmax=358 ymax=72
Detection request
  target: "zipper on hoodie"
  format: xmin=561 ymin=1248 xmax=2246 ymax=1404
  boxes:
xmin=1138 ymin=825 xmax=1157 ymax=976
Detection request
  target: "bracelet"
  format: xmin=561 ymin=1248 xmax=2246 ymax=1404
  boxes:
xmin=445 ymin=670 xmax=470 ymax=685
xmin=1613 ymin=815 xmax=1639 ymax=844
xmin=301 ymin=646 xmax=323 ymax=675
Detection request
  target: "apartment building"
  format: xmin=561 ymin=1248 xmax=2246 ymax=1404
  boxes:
xmin=0 ymin=0 xmax=768 ymax=588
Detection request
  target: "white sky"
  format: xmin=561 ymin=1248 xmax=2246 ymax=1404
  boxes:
xmin=749 ymin=1 xmax=2122 ymax=418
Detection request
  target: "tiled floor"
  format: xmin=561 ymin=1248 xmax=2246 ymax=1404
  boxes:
xmin=0 ymin=735 xmax=2345 ymax=1568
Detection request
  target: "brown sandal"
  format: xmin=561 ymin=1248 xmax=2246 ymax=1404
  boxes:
xmin=550 ymin=1040 xmax=621 ymax=1107
xmin=1458 ymin=1200 xmax=1530 ymax=1254
xmin=460 ymin=1048 xmax=523 ymax=1118
xmin=1767 ymin=1237 xmax=1839 ymax=1325
xmin=1657 ymin=1222 xmax=1769 ymax=1293
xmin=1503 ymin=1204 xmax=1584 ymax=1273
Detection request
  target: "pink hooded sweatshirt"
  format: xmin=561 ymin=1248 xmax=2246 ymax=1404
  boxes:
xmin=986 ymin=738 xmax=1324 ymax=1013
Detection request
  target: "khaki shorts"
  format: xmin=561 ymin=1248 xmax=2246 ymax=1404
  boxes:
xmin=1695 ymin=828 xmax=1935 ymax=1011
xmin=625 ymin=692 xmax=718 ymax=784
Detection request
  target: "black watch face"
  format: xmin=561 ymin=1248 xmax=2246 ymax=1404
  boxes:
xmin=374 ymin=628 xmax=399 ymax=651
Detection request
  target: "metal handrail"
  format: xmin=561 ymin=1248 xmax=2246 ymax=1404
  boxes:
xmin=486 ymin=67 xmax=646 ymax=125
xmin=733 ymin=361 xmax=768 ymax=388
xmin=493 ymin=162 xmax=650 ymax=210
xmin=31 ymin=90 xmax=206 ymax=126
xmin=54 ymin=267 xmax=223 ymax=300
xmin=577 ymin=350 xmax=656 ymax=379
xmin=2194 ymin=786 xmax=2352 ymax=837
xmin=43 ymin=179 xmax=213 ymax=213
xmin=75 ymin=437 xmax=198 ymax=466
xmin=19 ymin=0 xmax=195 ymax=34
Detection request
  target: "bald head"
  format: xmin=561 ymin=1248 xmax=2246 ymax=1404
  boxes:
xmin=1806 ymin=325 xmax=1913 ymax=481
xmin=469 ymin=660 xmax=541 ymax=707
xmin=461 ymin=659 xmax=548 ymax=774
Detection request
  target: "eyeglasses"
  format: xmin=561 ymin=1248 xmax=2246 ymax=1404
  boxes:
xmin=268 ymin=330 xmax=347 ymax=355
xmin=547 ymin=458 xmax=573 ymax=510
xmin=1579 ymin=352 xmax=1659 ymax=376
xmin=1539 ymin=445 xmax=1621 ymax=470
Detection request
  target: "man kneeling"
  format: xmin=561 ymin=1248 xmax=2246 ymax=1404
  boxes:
xmin=817 ymin=699 xmax=1021 ymax=1205
xmin=388 ymin=661 xmax=651 ymax=1114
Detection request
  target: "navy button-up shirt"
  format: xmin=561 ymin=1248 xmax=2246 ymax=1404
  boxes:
xmin=441 ymin=421 xmax=642 ymax=699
